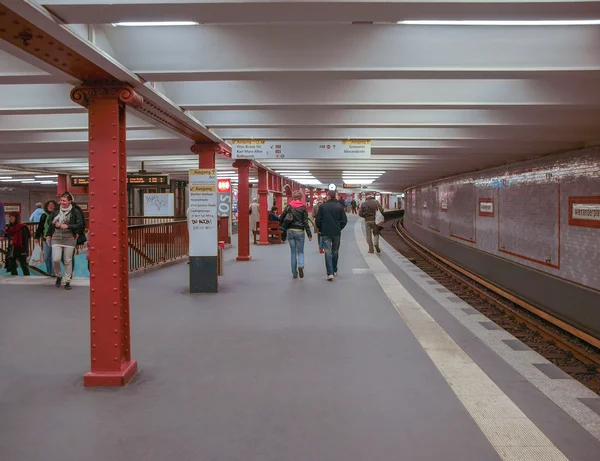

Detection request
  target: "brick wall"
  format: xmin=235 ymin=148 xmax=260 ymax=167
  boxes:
xmin=404 ymin=147 xmax=600 ymax=292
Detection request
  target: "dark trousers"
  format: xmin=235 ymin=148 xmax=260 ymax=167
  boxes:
xmin=322 ymin=235 xmax=341 ymax=276
xmin=9 ymin=256 xmax=30 ymax=276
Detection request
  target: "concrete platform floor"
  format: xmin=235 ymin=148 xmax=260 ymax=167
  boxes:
xmin=1 ymin=215 xmax=599 ymax=461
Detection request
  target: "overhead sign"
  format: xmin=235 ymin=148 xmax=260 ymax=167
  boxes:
xmin=128 ymin=174 xmax=168 ymax=185
xmin=343 ymin=183 xmax=361 ymax=189
xmin=230 ymin=140 xmax=371 ymax=159
xmin=189 ymin=169 xmax=218 ymax=257
xmin=70 ymin=175 xmax=168 ymax=186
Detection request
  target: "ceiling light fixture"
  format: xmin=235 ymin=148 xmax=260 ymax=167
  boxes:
xmin=0 ymin=176 xmax=13 ymax=180
xmin=112 ymin=21 xmax=199 ymax=27
xmin=35 ymin=174 xmax=58 ymax=178
xmin=398 ymin=19 xmax=600 ymax=26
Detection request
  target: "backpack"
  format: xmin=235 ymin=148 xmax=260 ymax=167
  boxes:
xmin=73 ymin=204 xmax=87 ymax=245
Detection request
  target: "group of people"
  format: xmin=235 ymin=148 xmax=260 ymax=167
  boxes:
xmin=274 ymin=191 xmax=384 ymax=281
xmin=0 ymin=192 xmax=86 ymax=290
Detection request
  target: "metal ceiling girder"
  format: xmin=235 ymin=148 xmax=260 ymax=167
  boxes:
xmin=38 ymin=0 xmax=600 ymax=25
xmin=0 ymin=1 xmax=222 ymax=144
xmin=102 ymin=24 xmax=600 ymax=79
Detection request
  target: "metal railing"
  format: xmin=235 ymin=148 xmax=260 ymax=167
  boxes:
xmin=2 ymin=219 xmax=189 ymax=273
xmin=128 ymin=220 xmax=188 ymax=272
xmin=127 ymin=216 xmax=185 ymax=226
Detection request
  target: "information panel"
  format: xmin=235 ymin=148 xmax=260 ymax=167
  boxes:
xmin=189 ymin=169 xmax=217 ymax=257
xmin=230 ymin=140 xmax=371 ymax=159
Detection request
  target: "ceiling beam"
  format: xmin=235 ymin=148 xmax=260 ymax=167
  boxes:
xmin=40 ymin=1 xmax=600 ymax=25
xmin=99 ymin=24 xmax=600 ymax=80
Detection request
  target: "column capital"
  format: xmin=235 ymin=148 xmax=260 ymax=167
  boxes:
xmin=190 ymin=142 xmax=219 ymax=155
xmin=233 ymin=159 xmax=252 ymax=169
xmin=70 ymin=85 xmax=143 ymax=108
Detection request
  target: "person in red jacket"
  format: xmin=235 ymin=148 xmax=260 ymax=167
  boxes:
xmin=4 ymin=211 xmax=31 ymax=276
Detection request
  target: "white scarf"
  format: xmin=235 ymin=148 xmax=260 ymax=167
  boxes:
xmin=53 ymin=204 xmax=72 ymax=226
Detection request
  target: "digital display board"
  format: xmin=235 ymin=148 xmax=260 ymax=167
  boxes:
xmin=71 ymin=177 xmax=89 ymax=186
xmin=70 ymin=175 xmax=169 ymax=187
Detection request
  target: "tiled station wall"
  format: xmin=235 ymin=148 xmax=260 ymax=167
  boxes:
xmin=404 ymin=147 xmax=600 ymax=292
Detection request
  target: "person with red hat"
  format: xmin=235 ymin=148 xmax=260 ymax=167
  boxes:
xmin=4 ymin=211 xmax=31 ymax=276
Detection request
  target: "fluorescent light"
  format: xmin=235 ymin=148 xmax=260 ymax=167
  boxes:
xmin=275 ymin=170 xmax=311 ymax=174
xmin=0 ymin=176 xmax=12 ymax=180
xmin=21 ymin=179 xmax=36 ymax=183
xmin=398 ymin=19 xmax=600 ymax=26
xmin=35 ymin=174 xmax=58 ymax=178
xmin=112 ymin=21 xmax=199 ymax=27
xmin=39 ymin=181 xmax=58 ymax=184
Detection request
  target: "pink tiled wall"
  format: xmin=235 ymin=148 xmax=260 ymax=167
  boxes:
xmin=404 ymin=147 xmax=600 ymax=291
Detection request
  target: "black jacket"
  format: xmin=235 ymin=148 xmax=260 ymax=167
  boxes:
xmin=280 ymin=204 xmax=312 ymax=238
xmin=359 ymin=198 xmax=383 ymax=221
xmin=316 ymin=199 xmax=347 ymax=237
xmin=47 ymin=204 xmax=85 ymax=239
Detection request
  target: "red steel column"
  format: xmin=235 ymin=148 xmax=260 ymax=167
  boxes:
xmin=233 ymin=160 xmax=252 ymax=261
xmin=275 ymin=176 xmax=283 ymax=211
xmin=57 ymin=174 xmax=68 ymax=196
xmin=258 ymin=168 xmax=269 ymax=245
xmin=71 ymin=85 xmax=143 ymax=387
xmin=192 ymin=143 xmax=217 ymax=169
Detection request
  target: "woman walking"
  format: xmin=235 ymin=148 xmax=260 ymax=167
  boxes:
xmin=47 ymin=192 xmax=85 ymax=290
xmin=35 ymin=199 xmax=58 ymax=276
xmin=4 ymin=211 xmax=31 ymax=276
xmin=280 ymin=190 xmax=312 ymax=279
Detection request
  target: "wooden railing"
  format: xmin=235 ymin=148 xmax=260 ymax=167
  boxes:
xmin=1 ymin=219 xmax=189 ymax=273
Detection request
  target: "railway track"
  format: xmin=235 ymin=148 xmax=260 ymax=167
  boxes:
xmin=382 ymin=219 xmax=600 ymax=396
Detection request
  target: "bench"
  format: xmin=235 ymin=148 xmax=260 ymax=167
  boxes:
xmin=253 ymin=221 xmax=283 ymax=244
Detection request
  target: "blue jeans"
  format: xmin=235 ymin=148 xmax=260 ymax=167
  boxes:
xmin=43 ymin=240 xmax=54 ymax=275
xmin=287 ymin=230 xmax=305 ymax=277
xmin=317 ymin=234 xmax=324 ymax=250
xmin=322 ymin=235 xmax=341 ymax=276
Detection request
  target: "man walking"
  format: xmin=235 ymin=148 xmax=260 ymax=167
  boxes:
xmin=359 ymin=193 xmax=384 ymax=254
xmin=316 ymin=191 xmax=347 ymax=281
xmin=29 ymin=202 xmax=44 ymax=222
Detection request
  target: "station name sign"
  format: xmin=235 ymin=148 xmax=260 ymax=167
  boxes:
xmin=230 ymin=140 xmax=371 ymax=159
xmin=71 ymin=175 xmax=168 ymax=187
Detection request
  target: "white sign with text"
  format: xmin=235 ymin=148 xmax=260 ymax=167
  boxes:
xmin=230 ymin=140 xmax=371 ymax=159
xmin=189 ymin=169 xmax=217 ymax=257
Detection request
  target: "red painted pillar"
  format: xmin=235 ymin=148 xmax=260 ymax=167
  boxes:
xmin=258 ymin=168 xmax=269 ymax=245
xmin=192 ymin=143 xmax=217 ymax=169
xmin=57 ymin=174 xmax=68 ymax=196
xmin=275 ymin=175 xmax=283 ymax=211
xmin=233 ymin=160 xmax=251 ymax=261
xmin=71 ymin=85 xmax=142 ymax=387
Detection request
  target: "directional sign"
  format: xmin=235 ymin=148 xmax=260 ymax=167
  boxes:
xmin=230 ymin=140 xmax=371 ymax=159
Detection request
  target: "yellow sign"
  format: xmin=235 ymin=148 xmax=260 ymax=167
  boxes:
xmin=230 ymin=140 xmax=265 ymax=145
xmin=189 ymin=169 xmax=216 ymax=176
xmin=190 ymin=185 xmax=216 ymax=192
xmin=342 ymin=140 xmax=371 ymax=145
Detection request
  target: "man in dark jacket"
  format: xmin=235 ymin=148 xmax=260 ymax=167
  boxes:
xmin=316 ymin=191 xmax=348 ymax=281
xmin=359 ymin=194 xmax=384 ymax=254
xmin=279 ymin=190 xmax=312 ymax=279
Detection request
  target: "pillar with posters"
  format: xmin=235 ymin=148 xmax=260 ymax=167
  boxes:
xmin=189 ymin=169 xmax=218 ymax=293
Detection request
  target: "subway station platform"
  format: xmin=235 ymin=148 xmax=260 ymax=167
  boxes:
xmin=1 ymin=215 xmax=600 ymax=461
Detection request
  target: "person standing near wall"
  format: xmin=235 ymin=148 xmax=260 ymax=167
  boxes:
xmin=47 ymin=192 xmax=85 ymax=290
xmin=35 ymin=200 xmax=58 ymax=276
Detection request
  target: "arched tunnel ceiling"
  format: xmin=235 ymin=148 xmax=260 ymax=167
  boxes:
xmin=1 ymin=0 xmax=599 ymax=192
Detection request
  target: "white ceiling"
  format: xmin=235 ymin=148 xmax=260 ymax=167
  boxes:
xmin=1 ymin=0 xmax=599 ymax=192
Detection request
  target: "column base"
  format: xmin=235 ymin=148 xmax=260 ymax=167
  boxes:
xmin=236 ymin=255 xmax=252 ymax=261
xmin=84 ymin=360 xmax=138 ymax=387
xmin=258 ymin=242 xmax=270 ymax=246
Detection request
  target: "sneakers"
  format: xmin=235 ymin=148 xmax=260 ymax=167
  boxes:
xmin=375 ymin=244 xmax=381 ymax=254
xmin=55 ymin=277 xmax=62 ymax=287
xmin=298 ymin=267 xmax=304 ymax=279
xmin=64 ymin=282 xmax=72 ymax=291
xmin=319 ymin=249 xmax=324 ymax=254
xmin=368 ymin=249 xmax=375 ymax=254
xmin=327 ymin=275 xmax=334 ymax=281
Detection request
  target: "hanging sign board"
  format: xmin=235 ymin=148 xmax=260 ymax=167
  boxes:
xmin=230 ymin=140 xmax=371 ymax=159
xmin=189 ymin=169 xmax=217 ymax=257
